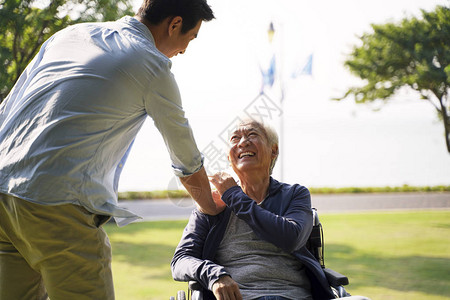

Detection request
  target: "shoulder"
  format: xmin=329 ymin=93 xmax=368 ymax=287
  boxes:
xmin=116 ymin=17 xmax=173 ymax=71
xmin=270 ymin=177 xmax=310 ymax=198
xmin=113 ymin=18 xmax=176 ymax=90
xmin=81 ymin=17 xmax=173 ymax=77
xmin=262 ymin=178 xmax=311 ymax=213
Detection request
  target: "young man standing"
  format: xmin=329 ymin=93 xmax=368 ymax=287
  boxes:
xmin=0 ymin=0 xmax=220 ymax=298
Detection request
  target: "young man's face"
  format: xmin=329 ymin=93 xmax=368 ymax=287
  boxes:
xmin=165 ymin=20 xmax=202 ymax=58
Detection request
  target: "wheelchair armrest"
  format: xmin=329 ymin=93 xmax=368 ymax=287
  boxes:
xmin=189 ymin=281 xmax=203 ymax=291
xmin=323 ymin=268 xmax=349 ymax=287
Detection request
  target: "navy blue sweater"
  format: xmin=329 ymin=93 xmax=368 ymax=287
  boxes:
xmin=171 ymin=177 xmax=335 ymax=300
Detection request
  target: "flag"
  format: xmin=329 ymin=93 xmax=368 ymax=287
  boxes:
xmin=291 ymin=53 xmax=313 ymax=78
xmin=260 ymin=54 xmax=276 ymax=93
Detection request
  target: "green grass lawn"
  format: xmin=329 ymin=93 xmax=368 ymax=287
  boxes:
xmin=104 ymin=210 xmax=450 ymax=299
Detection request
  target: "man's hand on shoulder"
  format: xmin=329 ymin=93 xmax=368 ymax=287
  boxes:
xmin=208 ymin=172 xmax=238 ymax=196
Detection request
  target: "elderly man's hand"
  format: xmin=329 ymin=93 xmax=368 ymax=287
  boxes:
xmin=212 ymin=275 xmax=242 ymax=300
xmin=211 ymin=189 xmax=227 ymax=211
xmin=209 ymin=172 xmax=238 ymax=196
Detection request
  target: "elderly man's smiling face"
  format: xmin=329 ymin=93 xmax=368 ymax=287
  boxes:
xmin=228 ymin=121 xmax=277 ymax=176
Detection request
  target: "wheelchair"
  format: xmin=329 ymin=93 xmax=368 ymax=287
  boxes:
xmin=170 ymin=208 xmax=351 ymax=300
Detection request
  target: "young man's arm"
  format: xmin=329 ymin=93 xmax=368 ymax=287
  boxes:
xmin=180 ymin=166 xmax=225 ymax=215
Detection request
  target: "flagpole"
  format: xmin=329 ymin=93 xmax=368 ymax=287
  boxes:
xmin=279 ymin=23 xmax=285 ymax=182
xmin=267 ymin=21 xmax=285 ymax=181
xmin=266 ymin=22 xmax=313 ymax=182
xmin=271 ymin=21 xmax=285 ymax=182
xmin=280 ymin=87 xmax=284 ymax=182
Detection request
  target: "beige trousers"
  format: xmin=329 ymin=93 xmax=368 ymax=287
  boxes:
xmin=0 ymin=193 xmax=114 ymax=300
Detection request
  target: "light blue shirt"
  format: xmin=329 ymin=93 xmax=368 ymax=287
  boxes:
xmin=0 ymin=16 xmax=203 ymax=226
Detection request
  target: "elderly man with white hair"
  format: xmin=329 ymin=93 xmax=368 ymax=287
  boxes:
xmin=171 ymin=118 xmax=370 ymax=300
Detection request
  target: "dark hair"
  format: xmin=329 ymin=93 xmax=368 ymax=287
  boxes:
xmin=136 ymin=0 xmax=215 ymax=34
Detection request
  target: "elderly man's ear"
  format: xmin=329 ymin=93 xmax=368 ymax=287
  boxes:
xmin=271 ymin=144 xmax=279 ymax=159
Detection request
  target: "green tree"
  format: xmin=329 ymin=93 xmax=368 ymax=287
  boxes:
xmin=0 ymin=0 xmax=135 ymax=102
xmin=336 ymin=5 xmax=450 ymax=153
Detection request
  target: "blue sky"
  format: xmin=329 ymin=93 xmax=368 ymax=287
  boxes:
xmin=120 ymin=0 xmax=450 ymax=191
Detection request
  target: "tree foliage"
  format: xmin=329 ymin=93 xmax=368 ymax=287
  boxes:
xmin=0 ymin=0 xmax=135 ymax=102
xmin=337 ymin=5 xmax=450 ymax=153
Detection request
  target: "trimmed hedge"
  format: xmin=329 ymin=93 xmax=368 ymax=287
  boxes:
xmin=118 ymin=184 xmax=450 ymax=200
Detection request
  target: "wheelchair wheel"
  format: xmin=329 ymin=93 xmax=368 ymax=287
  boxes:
xmin=177 ymin=290 xmax=186 ymax=300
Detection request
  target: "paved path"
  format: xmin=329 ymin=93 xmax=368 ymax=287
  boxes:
xmin=311 ymin=192 xmax=450 ymax=213
xmin=118 ymin=192 xmax=450 ymax=222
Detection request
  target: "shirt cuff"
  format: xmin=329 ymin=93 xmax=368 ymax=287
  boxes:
xmin=172 ymin=153 xmax=204 ymax=177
